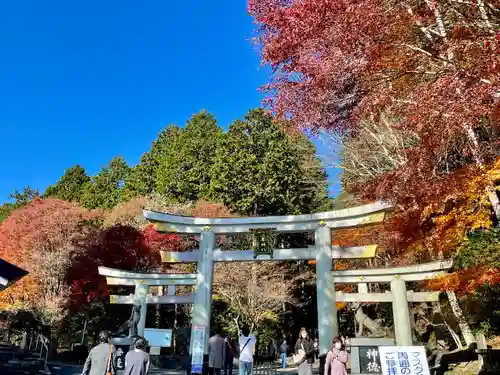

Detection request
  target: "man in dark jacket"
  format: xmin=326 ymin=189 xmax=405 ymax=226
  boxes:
xmin=82 ymin=331 xmax=117 ymax=375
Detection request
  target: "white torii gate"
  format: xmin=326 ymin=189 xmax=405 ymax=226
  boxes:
xmin=98 ymin=266 xmax=198 ymax=337
xmin=332 ymin=260 xmax=452 ymax=346
xmin=143 ymin=201 xmax=392 ymax=359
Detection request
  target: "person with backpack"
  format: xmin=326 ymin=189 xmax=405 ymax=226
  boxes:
xmin=323 ymin=336 xmax=348 ymax=375
xmin=238 ymin=327 xmax=256 ymax=375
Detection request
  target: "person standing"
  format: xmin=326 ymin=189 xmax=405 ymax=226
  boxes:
xmin=224 ymin=336 xmax=234 ymax=375
xmin=324 ymin=337 xmax=348 ymax=375
xmin=313 ymin=338 xmax=319 ymax=361
xmin=123 ymin=338 xmax=150 ymax=375
xmin=208 ymin=328 xmax=226 ymax=375
xmin=267 ymin=341 xmax=276 ymax=363
xmin=293 ymin=328 xmax=314 ymax=375
xmin=279 ymin=340 xmax=288 ymax=369
xmin=81 ymin=331 xmax=117 ymax=375
xmin=238 ymin=327 xmax=256 ymax=375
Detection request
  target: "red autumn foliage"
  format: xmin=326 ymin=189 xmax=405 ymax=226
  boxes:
xmin=0 ymin=198 xmax=99 ymax=318
xmin=250 ymin=0 xmax=500 ymax=292
xmin=0 ymin=197 xmax=185 ymax=317
xmin=142 ymin=225 xmax=183 ymax=254
xmin=68 ymin=224 xmax=183 ymax=309
xmin=250 ymin=0 xmax=500 ymax=200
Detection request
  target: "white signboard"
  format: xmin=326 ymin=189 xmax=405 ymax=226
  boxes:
xmin=143 ymin=328 xmax=172 ymax=347
xmin=191 ymin=325 xmax=206 ymax=374
xmin=150 ymin=346 xmax=161 ymax=355
xmin=378 ymin=346 xmax=430 ymax=375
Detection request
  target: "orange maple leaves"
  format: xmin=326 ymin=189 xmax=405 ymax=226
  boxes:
xmin=426 ymin=267 xmax=500 ymax=295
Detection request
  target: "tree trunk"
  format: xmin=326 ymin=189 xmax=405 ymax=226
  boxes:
xmin=446 ymin=291 xmax=475 ymax=346
xmin=464 ymin=125 xmax=500 ymax=221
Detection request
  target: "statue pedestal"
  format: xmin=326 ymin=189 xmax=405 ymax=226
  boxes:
xmin=110 ymin=337 xmax=135 ymax=346
xmin=348 ymin=337 xmax=394 ymax=374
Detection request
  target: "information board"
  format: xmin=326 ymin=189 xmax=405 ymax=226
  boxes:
xmin=191 ymin=325 xmax=206 ymax=374
xmin=378 ymin=346 xmax=430 ymax=375
xmin=359 ymin=346 xmax=382 ymax=374
xmin=144 ymin=328 xmax=172 ymax=348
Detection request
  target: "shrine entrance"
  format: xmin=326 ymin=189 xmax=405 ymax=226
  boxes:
xmin=142 ymin=202 xmax=392 ymax=373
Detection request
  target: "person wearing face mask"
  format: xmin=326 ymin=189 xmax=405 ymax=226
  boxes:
xmin=324 ymin=337 xmax=348 ymax=375
xmin=293 ymin=328 xmax=314 ymax=375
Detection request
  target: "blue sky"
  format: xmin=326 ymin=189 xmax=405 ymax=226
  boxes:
xmin=0 ymin=1 xmax=340 ymax=203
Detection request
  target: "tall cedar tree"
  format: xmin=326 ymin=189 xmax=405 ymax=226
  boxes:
xmin=80 ymin=156 xmax=130 ymax=210
xmin=44 ymin=165 xmax=90 ymax=203
xmin=123 ymin=125 xmax=181 ymax=200
xmin=210 ymin=108 xmax=329 ymax=215
xmin=156 ymin=111 xmax=222 ymax=202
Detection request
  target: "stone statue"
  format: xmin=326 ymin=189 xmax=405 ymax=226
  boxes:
xmin=350 ymin=302 xmax=386 ymax=337
xmin=115 ymin=305 xmax=141 ymax=337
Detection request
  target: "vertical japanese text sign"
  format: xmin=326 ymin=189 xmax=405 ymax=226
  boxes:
xmin=191 ymin=325 xmax=206 ymax=374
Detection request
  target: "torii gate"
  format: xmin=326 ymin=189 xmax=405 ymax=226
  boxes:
xmin=143 ymin=201 xmax=392 ymax=360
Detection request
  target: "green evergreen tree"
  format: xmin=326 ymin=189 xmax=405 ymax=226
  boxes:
xmin=123 ymin=125 xmax=181 ymax=200
xmin=44 ymin=165 xmax=90 ymax=203
xmin=80 ymin=156 xmax=130 ymax=210
xmin=209 ymin=109 xmax=329 ymax=215
xmin=156 ymin=111 xmax=222 ymax=202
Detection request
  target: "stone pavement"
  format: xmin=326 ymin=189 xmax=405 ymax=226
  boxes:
xmin=46 ymin=362 xmax=316 ymax=375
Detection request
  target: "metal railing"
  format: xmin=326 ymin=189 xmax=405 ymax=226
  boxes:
xmin=34 ymin=333 xmax=49 ymax=369
xmin=253 ymin=362 xmax=277 ymax=375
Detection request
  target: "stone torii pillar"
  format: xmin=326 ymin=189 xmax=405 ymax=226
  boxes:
xmin=315 ymin=225 xmax=337 ymax=354
xmin=390 ymin=277 xmax=412 ymax=346
xmin=189 ymin=229 xmax=215 ymax=355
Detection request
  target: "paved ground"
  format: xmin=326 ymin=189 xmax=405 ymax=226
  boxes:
xmin=48 ymin=364 xmax=82 ymax=375
xmin=46 ymin=363 xmax=309 ymax=375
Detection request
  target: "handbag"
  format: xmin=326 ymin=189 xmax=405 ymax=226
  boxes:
xmin=106 ymin=344 xmax=113 ymax=375
xmin=293 ymin=342 xmax=305 ymax=365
